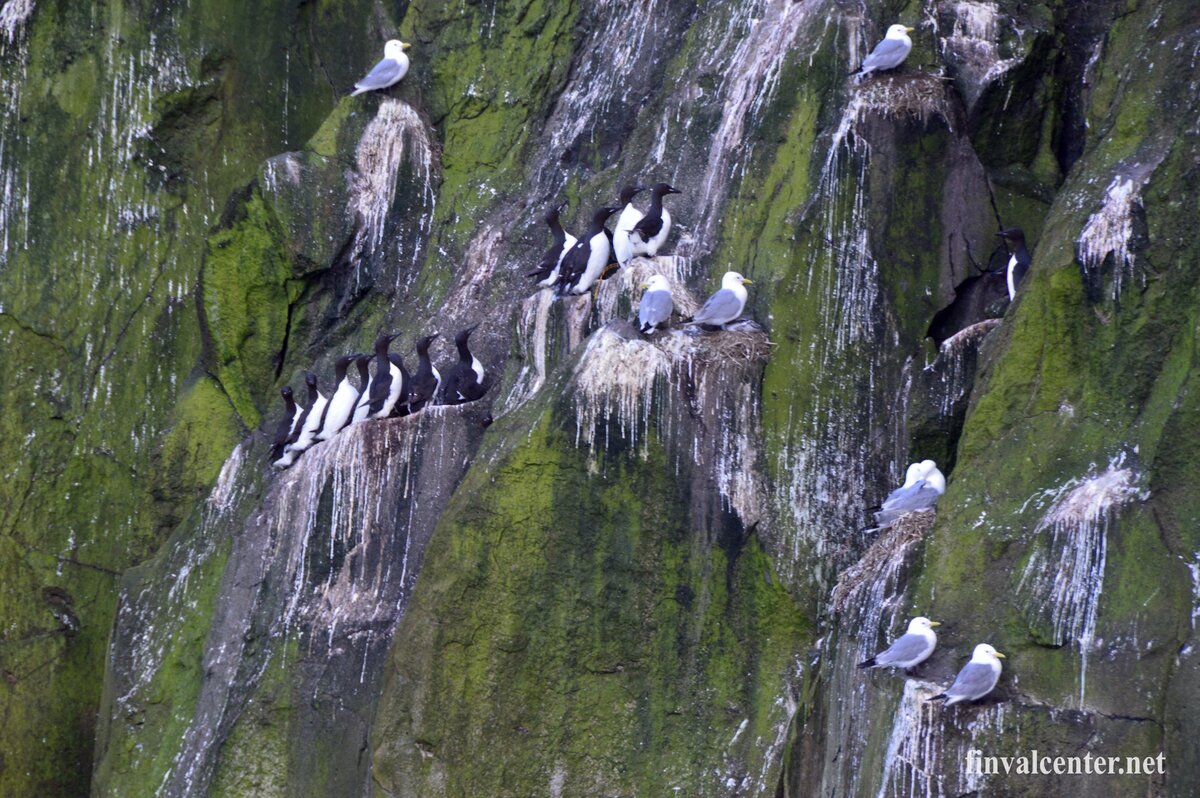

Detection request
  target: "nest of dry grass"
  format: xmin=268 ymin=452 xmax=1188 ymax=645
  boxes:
xmin=830 ymin=511 xmax=935 ymax=614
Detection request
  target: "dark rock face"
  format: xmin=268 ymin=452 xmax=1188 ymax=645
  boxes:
xmin=2 ymin=0 xmax=1199 ymax=796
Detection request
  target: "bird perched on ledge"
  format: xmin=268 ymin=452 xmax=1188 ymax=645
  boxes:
xmin=853 ymin=24 xmax=914 ymax=81
xmin=351 ymin=40 xmax=412 ymax=96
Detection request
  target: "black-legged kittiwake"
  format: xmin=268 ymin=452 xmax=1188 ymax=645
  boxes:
xmin=854 ymin=24 xmax=914 ymax=80
xmin=931 ymin=644 xmax=1004 ymax=706
xmin=638 ymin=275 xmax=674 ymax=334
xmin=858 ymin=616 xmax=940 ymax=670
xmin=351 ymin=40 xmax=412 ymax=96
xmin=692 ymin=271 xmax=752 ymax=329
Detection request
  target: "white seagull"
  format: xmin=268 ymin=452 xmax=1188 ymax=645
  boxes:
xmin=858 ymin=616 xmax=940 ymax=670
xmin=637 ymin=275 xmax=674 ymax=334
xmin=931 ymin=644 xmax=1005 ymax=706
xmin=691 ymin=271 xmax=752 ymax=328
xmin=873 ymin=459 xmax=945 ymax=528
xmin=855 ymin=24 xmax=914 ymax=80
xmin=351 ymin=40 xmax=412 ymax=96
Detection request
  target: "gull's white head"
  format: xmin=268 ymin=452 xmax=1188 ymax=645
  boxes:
xmin=901 ymin=461 xmax=925 ymax=488
xmin=642 ymin=274 xmax=670 ymax=292
xmin=972 ymin=643 xmax=1005 ymax=661
xmin=886 ymin=24 xmax=915 ymax=40
xmin=919 ymin=460 xmax=946 ymax=493
xmin=722 ymin=271 xmax=753 ymax=290
xmin=907 ymin=616 xmax=940 ymax=633
xmin=385 ymin=40 xmax=411 ymax=59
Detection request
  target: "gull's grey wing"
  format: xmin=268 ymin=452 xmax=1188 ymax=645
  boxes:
xmin=947 ymin=662 xmax=999 ymax=701
xmin=356 ymin=58 xmax=404 ymax=91
xmin=861 ymin=38 xmax=911 ymax=72
xmin=639 ymin=290 xmax=674 ymax=329
xmin=693 ymin=288 xmax=743 ymax=325
xmin=875 ymin=633 xmax=932 ymax=667
xmin=882 ymin=483 xmax=941 ymax=514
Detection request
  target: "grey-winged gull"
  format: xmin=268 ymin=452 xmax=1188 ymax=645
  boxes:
xmin=692 ymin=271 xmax=752 ymax=329
xmin=638 ymin=275 xmax=674 ymax=334
xmin=874 ymin=459 xmax=945 ymax=528
xmin=351 ymin=40 xmax=411 ymax=96
xmin=931 ymin=644 xmax=1005 ymax=705
xmin=854 ymin=24 xmax=914 ymax=80
xmin=858 ymin=616 xmax=940 ymax=670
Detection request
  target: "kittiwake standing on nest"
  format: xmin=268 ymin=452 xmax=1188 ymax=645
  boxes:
xmin=691 ymin=271 xmax=752 ymax=329
xmin=858 ymin=616 xmax=940 ymax=670
xmin=931 ymin=644 xmax=1005 ymax=706
xmin=873 ymin=459 xmax=945 ymax=528
xmin=351 ymin=40 xmax=412 ymax=96
xmin=638 ymin=275 xmax=674 ymax=334
xmin=853 ymin=24 xmax=914 ymax=80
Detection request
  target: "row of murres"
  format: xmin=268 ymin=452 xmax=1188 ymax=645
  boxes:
xmin=270 ymin=327 xmax=486 ymax=469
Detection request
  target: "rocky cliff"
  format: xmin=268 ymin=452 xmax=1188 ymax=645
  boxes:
xmin=1 ymin=0 xmax=1197 ymax=796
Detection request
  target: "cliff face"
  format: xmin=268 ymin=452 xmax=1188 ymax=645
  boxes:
xmin=1 ymin=0 xmax=1197 ymax=795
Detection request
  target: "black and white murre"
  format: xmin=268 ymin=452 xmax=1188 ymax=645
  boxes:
xmin=287 ymin=372 xmax=329 ymax=455
xmin=270 ymin=386 xmax=300 ymax=461
xmin=273 ymin=373 xmax=319 ymax=468
xmin=997 ymin=228 xmax=1031 ymax=301
xmin=613 ymin=185 xmax=647 ymax=269
xmin=527 ymin=203 xmax=577 ymax=287
xmin=557 ymin=205 xmax=619 ymax=295
xmin=441 ymin=325 xmax=486 ymax=405
xmin=387 ymin=351 xmax=413 ymax=418
xmin=408 ymin=333 xmax=441 ymax=412
xmin=343 ymin=353 xmax=373 ymax=430
xmin=629 ymin=183 xmax=681 ymax=259
xmin=316 ymin=354 xmax=361 ymax=442
xmin=363 ymin=333 xmax=404 ymax=420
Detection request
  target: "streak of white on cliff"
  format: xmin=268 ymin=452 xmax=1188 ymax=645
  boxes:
xmin=933 ymin=1 xmax=1028 ymax=107
xmin=874 ymin=679 xmax=1009 ymax=798
xmin=1017 ymin=455 xmax=1145 ymax=708
xmin=0 ymin=0 xmax=35 ymax=269
xmin=771 ymin=78 xmax=949 ymax=578
xmin=348 ymin=99 xmax=437 ymax=292
xmin=153 ymin=411 xmax=464 ymax=796
xmin=817 ymin=513 xmax=934 ymax=796
xmin=689 ymin=0 xmax=823 ymax=252
xmin=571 ymin=322 xmax=769 ymax=527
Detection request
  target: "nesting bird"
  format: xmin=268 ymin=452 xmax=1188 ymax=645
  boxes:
xmin=351 ymin=40 xmax=412 ymax=96
xmin=997 ymin=228 xmax=1031 ymax=301
xmin=854 ymin=24 xmax=914 ymax=80
xmin=440 ymin=325 xmax=486 ymax=405
xmin=638 ymin=275 xmax=675 ymax=335
xmin=873 ymin=459 xmax=945 ymax=528
xmin=931 ymin=644 xmax=1005 ymax=706
xmin=692 ymin=271 xmax=752 ymax=329
xmin=629 ymin=183 xmax=680 ymax=259
xmin=858 ymin=617 xmax=940 ymax=670
xmin=527 ymin=202 xmax=577 ymax=287
xmin=558 ymin=205 xmax=618 ymax=295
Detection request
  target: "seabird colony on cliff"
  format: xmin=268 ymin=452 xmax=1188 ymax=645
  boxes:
xmin=268 ymin=29 xmax=1025 ymax=705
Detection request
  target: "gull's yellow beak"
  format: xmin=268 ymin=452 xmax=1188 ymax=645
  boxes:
xmin=929 ymin=621 xmax=941 ymax=627
xmin=994 ymin=651 xmax=1006 ymax=658
xmin=639 ymin=282 xmax=650 ymax=290
xmin=401 ymin=42 xmax=412 ymax=50
xmin=743 ymin=278 xmax=754 ymax=285
xmin=904 ymin=26 xmax=915 ymax=32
